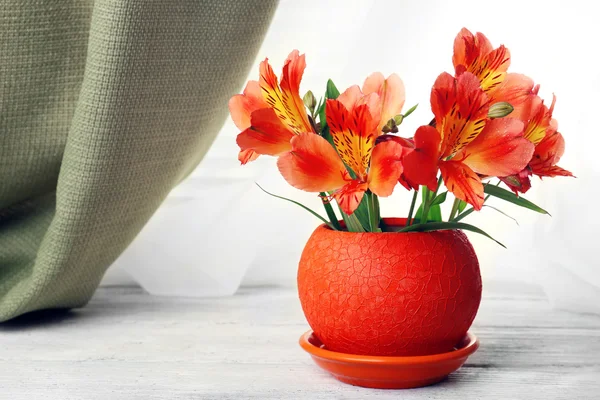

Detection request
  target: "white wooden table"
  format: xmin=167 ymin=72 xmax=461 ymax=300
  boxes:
xmin=1 ymin=281 xmax=599 ymax=399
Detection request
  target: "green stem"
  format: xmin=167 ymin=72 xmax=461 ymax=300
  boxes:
xmin=369 ymin=192 xmax=381 ymax=232
xmin=452 ymin=193 xmax=492 ymax=222
xmin=451 ymin=179 xmax=500 ymax=223
xmin=373 ymin=193 xmax=381 ymax=231
xmin=448 ymin=197 xmax=461 ymax=221
xmin=406 ymin=188 xmax=419 ymax=227
xmin=365 ymin=192 xmax=373 ymax=232
xmin=420 ymin=188 xmax=432 ymax=224
xmin=367 ymin=192 xmax=381 ymax=233
xmin=337 ymin=204 xmax=365 ymax=232
xmin=420 ymin=177 xmax=443 ymax=224
xmin=319 ymin=192 xmax=341 ymax=230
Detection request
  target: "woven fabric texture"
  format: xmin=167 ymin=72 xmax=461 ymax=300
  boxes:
xmin=0 ymin=0 xmax=277 ymax=321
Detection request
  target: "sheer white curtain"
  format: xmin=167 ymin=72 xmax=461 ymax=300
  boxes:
xmin=103 ymin=0 xmax=600 ymax=311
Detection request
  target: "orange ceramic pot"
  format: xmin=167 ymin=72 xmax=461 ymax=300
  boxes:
xmin=297 ymin=218 xmax=482 ymax=357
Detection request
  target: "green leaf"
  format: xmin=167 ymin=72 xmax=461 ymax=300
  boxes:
xmin=318 ymin=79 xmax=341 ymax=139
xmin=416 ymin=187 xmax=442 ymax=222
xmin=373 ymin=194 xmax=381 ymax=229
xmin=318 ymin=101 xmax=326 ymax=128
xmin=319 ymin=192 xmax=342 ymax=230
xmin=364 ymin=192 xmax=381 ymax=232
xmin=316 ymin=97 xmax=325 ymax=118
xmin=255 ymin=183 xmax=335 ymax=230
xmin=403 ymin=103 xmax=418 ymax=118
xmin=483 ymin=205 xmax=519 ymax=225
xmin=337 ymin=207 xmax=366 ymax=232
xmin=326 ymin=79 xmax=340 ymax=100
xmin=453 ymin=195 xmax=490 ymax=222
xmin=414 ymin=203 xmax=442 ymax=222
xmin=320 ymin=125 xmax=335 ymax=147
xmin=396 ymin=221 xmax=506 ymax=248
xmin=351 ymin=195 xmax=372 ymax=231
xmin=426 ymin=187 xmax=446 ymax=222
xmin=430 ymin=191 xmax=448 ymax=207
xmin=414 ymin=204 xmax=423 ymax=220
xmin=428 ymin=204 xmax=442 ymax=222
xmin=452 ymin=207 xmax=475 ymax=222
xmin=484 ymin=185 xmax=550 ymax=215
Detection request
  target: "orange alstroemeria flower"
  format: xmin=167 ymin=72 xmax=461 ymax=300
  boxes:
xmin=453 ymin=28 xmax=534 ymax=108
xmin=499 ymin=90 xmax=573 ymax=193
xmin=337 ymin=72 xmax=406 ymax=133
xmin=529 ymin=131 xmax=572 ymax=178
xmin=403 ymin=72 xmax=535 ymax=210
xmin=229 ymin=50 xmax=313 ymax=164
xmin=376 ymin=134 xmax=417 ymax=190
xmin=228 ymin=80 xmax=269 ymax=164
xmin=277 ymin=100 xmax=405 ymax=215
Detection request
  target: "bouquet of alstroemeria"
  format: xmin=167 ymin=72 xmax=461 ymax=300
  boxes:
xmin=229 ymin=28 xmax=573 ymax=245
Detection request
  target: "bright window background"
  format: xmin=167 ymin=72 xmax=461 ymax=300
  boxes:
xmin=103 ymin=0 xmax=600 ymax=312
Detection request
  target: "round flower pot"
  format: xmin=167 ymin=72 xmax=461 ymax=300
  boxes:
xmin=297 ymin=218 xmax=482 ymax=357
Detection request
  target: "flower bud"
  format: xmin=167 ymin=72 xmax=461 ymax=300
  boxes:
xmin=382 ymin=118 xmax=398 ymax=133
xmin=488 ymin=102 xmax=514 ymax=118
xmin=303 ymin=90 xmax=317 ymax=114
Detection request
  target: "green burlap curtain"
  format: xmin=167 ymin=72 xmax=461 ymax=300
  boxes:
xmin=0 ymin=0 xmax=277 ymax=321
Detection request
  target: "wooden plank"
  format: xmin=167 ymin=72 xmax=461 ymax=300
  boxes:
xmin=0 ymin=284 xmax=598 ymax=399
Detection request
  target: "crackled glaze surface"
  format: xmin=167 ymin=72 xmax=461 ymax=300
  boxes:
xmin=297 ymin=218 xmax=482 ymax=356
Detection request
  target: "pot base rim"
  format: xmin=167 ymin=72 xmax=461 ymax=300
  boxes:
xmin=299 ymin=330 xmax=479 ymax=389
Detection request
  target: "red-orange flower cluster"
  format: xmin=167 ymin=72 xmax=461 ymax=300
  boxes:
xmin=229 ymin=29 xmax=572 ymax=216
xmin=230 ymin=50 xmax=407 ymax=214
xmin=452 ymin=28 xmax=573 ymax=195
xmin=398 ymin=28 xmax=572 ymax=208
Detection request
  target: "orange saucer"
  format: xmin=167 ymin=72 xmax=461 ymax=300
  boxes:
xmin=299 ymin=330 xmax=479 ymax=389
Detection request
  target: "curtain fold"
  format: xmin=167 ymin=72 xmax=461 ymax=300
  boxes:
xmin=0 ymin=0 xmax=278 ymax=321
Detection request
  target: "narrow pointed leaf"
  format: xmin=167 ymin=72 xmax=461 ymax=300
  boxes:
xmin=430 ymin=191 xmax=448 ymax=207
xmin=351 ymin=195 xmax=372 ymax=231
xmin=256 ymin=183 xmax=335 ymax=229
xmin=337 ymin=206 xmax=365 ymax=232
xmin=364 ymin=192 xmax=381 ymax=232
xmin=320 ymin=192 xmax=342 ymax=230
xmin=396 ymin=221 xmax=506 ymax=248
xmin=452 ymin=207 xmax=475 ymax=222
xmin=483 ymin=205 xmax=519 ymax=225
xmin=484 ymin=185 xmax=550 ymax=215
xmin=453 ymin=193 xmax=491 ymax=222
xmin=315 ymin=97 xmax=324 ymax=115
